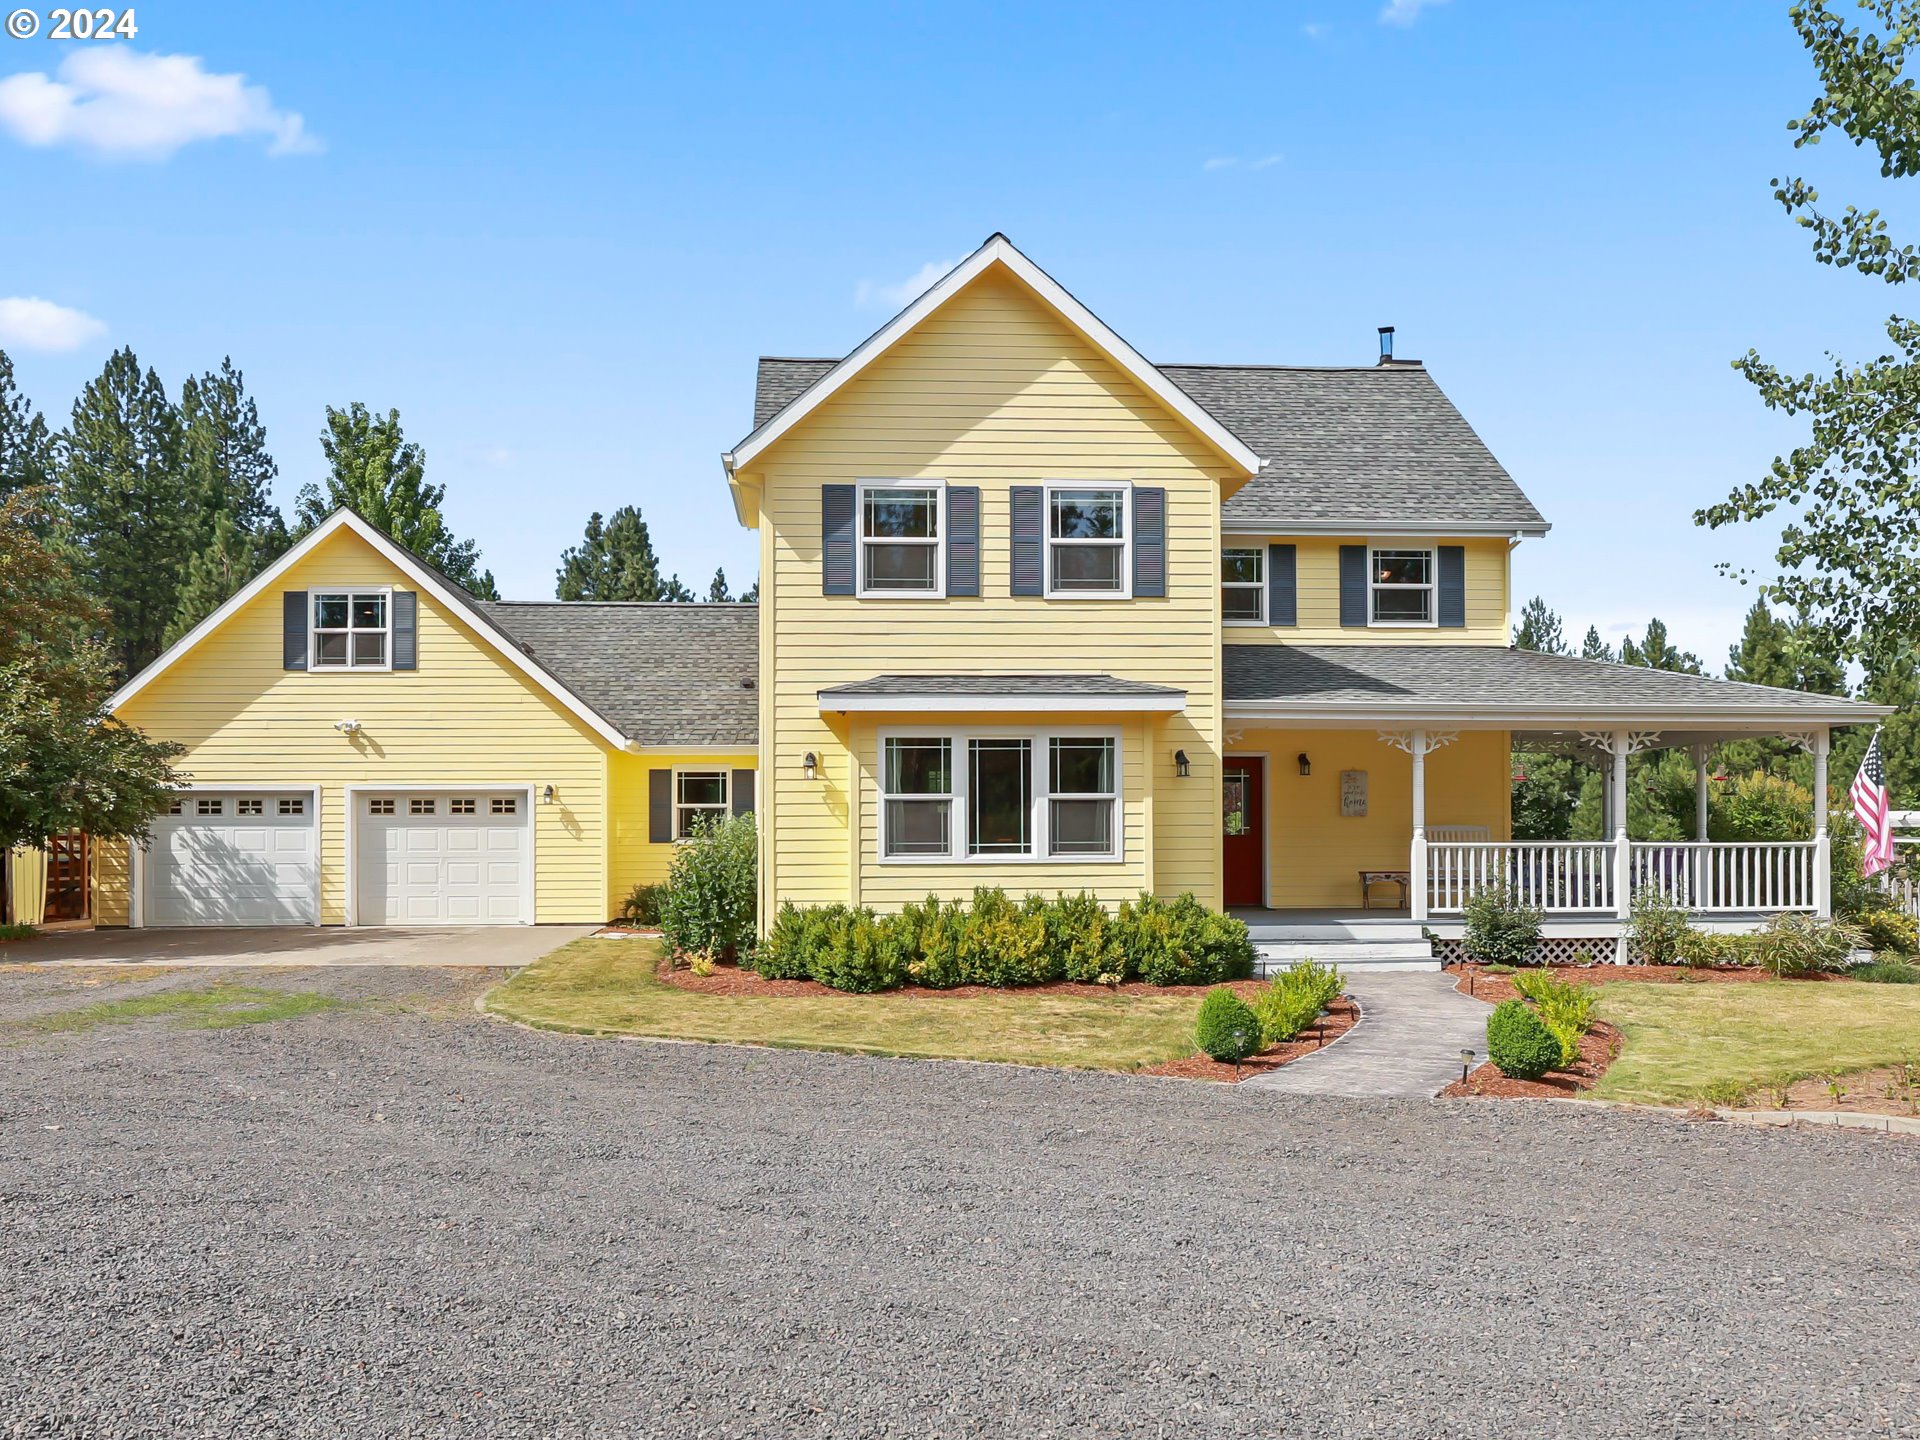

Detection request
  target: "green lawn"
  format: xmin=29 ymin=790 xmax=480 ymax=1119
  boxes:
xmin=1595 ymin=981 xmax=1920 ymax=1106
xmin=22 ymin=983 xmax=346 ymax=1035
xmin=486 ymin=938 xmax=1208 ymax=1070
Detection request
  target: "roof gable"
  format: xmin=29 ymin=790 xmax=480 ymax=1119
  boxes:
xmin=726 ymin=234 xmax=1263 ymax=477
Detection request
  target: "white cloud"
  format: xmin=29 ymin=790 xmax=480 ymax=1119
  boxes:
xmin=855 ymin=259 xmax=957 ymax=310
xmin=0 ymin=296 xmax=107 ymax=352
xmin=1380 ymin=0 xmax=1449 ymax=25
xmin=1203 ymin=156 xmax=1238 ymax=171
xmin=0 ymin=49 xmax=318 ymax=160
xmin=1248 ymin=153 xmax=1284 ymax=170
xmin=1204 ymin=154 xmax=1282 ymax=173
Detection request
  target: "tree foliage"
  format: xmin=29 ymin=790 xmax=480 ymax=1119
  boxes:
xmin=0 ymin=350 xmax=55 ymax=501
xmin=168 ymin=359 xmax=288 ymax=642
xmin=1512 ymin=595 xmax=1570 ymax=654
xmin=1619 ymin=618 xmax=1704 ymax=674
xmin=556 ymin=505 xmax=691 ymax=601
xmin=296 ymin=403 xmax=496 ymax=598
xmin=1579 ymin=625 xmax=1614 ymax=663
xmin=0 ymin=489 xmax=184 ymax=851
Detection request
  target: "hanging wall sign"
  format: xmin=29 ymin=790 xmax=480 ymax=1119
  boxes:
xmin=1340 ymin=769 xmax=1368 ymax=818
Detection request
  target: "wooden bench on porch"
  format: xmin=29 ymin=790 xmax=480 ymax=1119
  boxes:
xmin=1360 ymin=827 xmax=1489 ymax=910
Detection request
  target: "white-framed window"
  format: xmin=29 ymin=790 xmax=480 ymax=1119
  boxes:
xmin=857 ymin=481 xmax=945 ymax=597
xmin=368 ymin=798 xmax=395 ymax=816
xmin=674 ymin=769 xmax=730 ymax=839
xmin=278 ymin=798 xmax=305 ymax=816
xmin=1045 ymin=484 xmax=1130 ymax=598
xmin=1222 ymin=548 xmax=1265 ymax=624
xmin=1369 ymin=547 xmax=1436 ymax=626
xmin=311 ymin=588 xmax=392 ymax=669
xmin=490 ymin=797 xmax=517 ymax=815
xmin=879 ymin=729 xmax=1122 ymax=863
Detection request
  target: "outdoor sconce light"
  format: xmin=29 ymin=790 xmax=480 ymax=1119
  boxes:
xmin=333 ymin=718 xmax=361 ymax=734
xmin=1297 ymin=753 xmax=1311 ymax=777
xmin=1459 ymin=1048 xmax=1477 ymax=1083
xmin=1174 ymin=749 xmax=1190 ymax=778
xmin=803 ymin=751 xmax=818 ymax=781
xmin=542 ymin=785 xmax=556 ymax=806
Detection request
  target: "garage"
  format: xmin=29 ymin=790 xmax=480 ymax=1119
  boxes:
xmin=144 ymin=791 xmax=320 ymax=926
xmin=353 ymin=790 xmax=532 ymax=926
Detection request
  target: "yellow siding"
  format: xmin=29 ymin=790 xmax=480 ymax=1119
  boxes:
xmin=101 ymin=527 xmax=614 ymax=925
xmin=607 ymin=749 xmax=756 ymax=913
xmin=1222 ymin=536 xmax=1510 ymax=645
xmin=1232 ymin=728 xmax=1511 ymax=908
xmin=741 ymin=266 xmax=1234 ymax=914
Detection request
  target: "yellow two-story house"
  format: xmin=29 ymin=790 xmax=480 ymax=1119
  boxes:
xmin=98 ymin=234 xmax=1882 ymax=964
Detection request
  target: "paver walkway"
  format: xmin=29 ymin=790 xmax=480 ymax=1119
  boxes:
xmin=1241 ymin=970 xmax=1488 ymax=1097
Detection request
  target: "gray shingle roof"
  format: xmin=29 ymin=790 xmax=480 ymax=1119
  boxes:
xmin=481 ymin=602 xmax=759 ymax=748
xmin=751 ymin=358 xmax=1546 ymax=532
xmin=818 ymin=673 xmax=1186 ymax=700
xmin=1223 ymin=645 xmax=1886 ymax=722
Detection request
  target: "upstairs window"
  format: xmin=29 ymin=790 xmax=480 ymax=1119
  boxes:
xmin=858 ymin=483 xmax=943 ymax=596
xmin=312 ymin=590 xmax=390 ymax=668
xmin=1046 ymin=486 xmax=1129 ymax=597
xmin=1222 ymin=548 xmax=1264 ymax=624
xmin=1370 ymin=548 xmax=1434 ymax=626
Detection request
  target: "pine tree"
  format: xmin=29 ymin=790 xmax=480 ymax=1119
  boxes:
xmin=706 ymin=568 xmax=733 ymax=603
xmin=295 ymin=403 xmax=496 ymax=597
xmin=0 ymin=350 xmax=55 ymax=500
xmin=168 ymin=358 xmax=289 ymax=639
xmin=1580 ymin=625 xmax=1614 ymax=663
xmin=740 ymin=579 xmax=759 ymax=603
xmin=1619 ymin=618 xmax=1703 ymax=674
xmin=557 ymin=506 xmax=670 ymax=600
xmin=1512 ymin=596 xmax=1569 ymax=654
xmin=658 ymin=573 xmax=695 ymax=602
xmin=59 ymin=347 xmax=194 ymax=674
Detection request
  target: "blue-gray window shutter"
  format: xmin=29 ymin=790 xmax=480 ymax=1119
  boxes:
xmin=1009 ymin=486 xmax=1043 ymax=596
xmin=822 ymin=485 xmax=855 ymax=596
xmin=946 ymin=486 xmax=980 ymax=596
xmin=283 ymin=591 xmax=308 ymax=670
xmin=1437 ymin=546 xmax=1466 ymax=628
xmin=1133 ymin=487 xmax=1166 ymax=598
xmin=730 ymin=769 xmax=755 ymax=817
xmin=392 ymin=591 xmax=418 ymax=670
xmin=649 ymin=769 xmax=673 ymax=843
xmin=1267 ymin=544 xmax=1297 ymax=627
xmin=1339 ymin=546 xmax=1368 ymax=628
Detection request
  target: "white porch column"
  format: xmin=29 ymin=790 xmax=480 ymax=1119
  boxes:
xmin=1611 ymin=732 xmax=1632 ymax=959
xmin=1693 ymin=744 xmax=1711 ymax=909
xmin=1813 ymin=728 xmax=1832 ymax=919
xmin=1409 ymin=728 xmax=1429 ymax=923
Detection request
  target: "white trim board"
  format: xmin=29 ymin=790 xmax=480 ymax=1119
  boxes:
xmin=107 ymin=509 xmax=632 ymax=752
xmin=724 ymin=234 xmax=1264 ymax=477
xmin=822 ymin=692 xmax=1186 ymax=715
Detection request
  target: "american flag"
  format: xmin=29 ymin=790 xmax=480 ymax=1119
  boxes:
xmin=1850 ymin=728 xmax=1895 ymax=878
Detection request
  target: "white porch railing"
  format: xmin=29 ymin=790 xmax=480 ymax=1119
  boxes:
xmin=1426 ymin=842 xmax=1616 ymax=914
xmin=1628 ymin=841 xmax=1817 ymax=913
xmin=1425 ymin=839 xmax=1819 ymax=915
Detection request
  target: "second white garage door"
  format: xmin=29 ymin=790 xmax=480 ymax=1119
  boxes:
xmin=354 ymin=792 xmax=532 ymax=926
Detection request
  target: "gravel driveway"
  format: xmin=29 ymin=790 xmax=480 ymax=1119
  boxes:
xmin=2 ymin=965 xmax=1915 ymax=1439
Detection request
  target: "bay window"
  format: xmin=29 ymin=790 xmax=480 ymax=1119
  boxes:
xmin=1222 ymin=548 xmax=1264 ymax=623
xmin=1046 ymin=485 xmax=1129 ymax=597
xmin=879 ymin=730 xmax=1121 ymax=862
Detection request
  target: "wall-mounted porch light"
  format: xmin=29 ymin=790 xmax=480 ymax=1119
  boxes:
xmin=803 ymin=751 xmax=818 ymax=781
xmin=1297 ymin=752 xmax=1312 ymax=777
xmin=1174 ymin=750 xmax=1190 ymax=778
xmin=542 ymin=784 xmax=556 ymax=805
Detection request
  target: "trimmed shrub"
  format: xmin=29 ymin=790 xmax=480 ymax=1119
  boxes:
xmin=1194 ymin=987 xmax=1261 ymax=1063
xmin=1511 ymin=969 xmax=1597 ymax=1068
xmin=1486 ymin=999 xmax=1561 ymax=1080
xmin=1854 ymin=958 xmax=1920 ymax=984
xmin=1118 ymin=892 xmax=1256 ymax=987
xmin=811 ymin=907 xmax=910 ymax=993
xmin=1628 ymin=887 xmax=1695 ymax=965
xmin=1251 ymin=958 xmax=1345 ymax=1045
xmin=617 ymin=882 xmax=669 ymax=928
xmin=1672 ymin=926 xmax=1762 ymax=969
xmin=657 ymin=813 xmax=757 ymax=963
xmin=958 ymin=887 xmax=1056 ymax=987
xmin=1037 ymin=890 xmax=1125 ymax=983
xmin=1462 ymin=884 xmax=1544 ymax=967
xmin=1854 ymin=908 xmax=1920 ymax=958
xmin=1751 ymin=912 xmax=1864 ymax=978
xmin=754 ymin=901 xmax=839 ymax=979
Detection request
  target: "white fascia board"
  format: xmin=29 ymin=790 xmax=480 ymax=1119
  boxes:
xmin=1222 ymin=521 xmax=1552 ymax=540
xmin=821 ymin=692 xmax=1187 ymax=715
xmin=1223 ymin=701 xmax=1892 ymax=728
xmin=108 ymin=509 xmax=633 ymax=751
xmin=726 ymin=235 xmax=1263 ymax=477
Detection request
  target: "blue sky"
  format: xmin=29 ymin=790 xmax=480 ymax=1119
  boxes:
xmin=0 ymin=0 xmax=1906 ymax=662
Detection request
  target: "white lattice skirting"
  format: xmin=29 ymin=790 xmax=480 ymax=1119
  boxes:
xmin=1432 ymin=936 xmax=1618 ymax=967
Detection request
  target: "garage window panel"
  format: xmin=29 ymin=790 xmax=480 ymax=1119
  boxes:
xmin=410 ymin=798 xmax=436 ymax=815
xmin=491 ymin=797 xmax=517 ymax=815
xmin=450 ymin=798 xmax=477 ymax=815
xmin=278 ymin=798 xmax=305 ymax=815
xmin=369 ymin=798 xmax=395 ymax=815
xmin=197 ymin=799 xmax=223 ymax=816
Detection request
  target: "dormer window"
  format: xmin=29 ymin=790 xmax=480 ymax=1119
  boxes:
xmin=1046 ymin=485 xmax=1129 ymax=598
xmin=858 ymin=483 xmax=944 ymax=596
xmin=1369 ymin=548 xmax=1435 ymax=626
xmin=312 ymin=590 xmax=391 ymax=668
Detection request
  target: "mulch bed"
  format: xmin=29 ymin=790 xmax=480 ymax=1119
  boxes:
xmin=1728 ymin=1064 xmax=1920 ymax=1118
xmin=1439 ymin=1021 xmax=1623 ymax=1099
xmin=1445 ymin=961 xmax=1850 ymax=1005
xmin=1137 ymin=996 xmax=1360 ymax=1082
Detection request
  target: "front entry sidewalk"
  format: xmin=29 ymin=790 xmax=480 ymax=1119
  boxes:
xmin=1241 ymin=971 xmax=1487 ymax=1098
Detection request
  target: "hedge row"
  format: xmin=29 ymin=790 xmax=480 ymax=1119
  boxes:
xmin=755 ymin=888 xmax=1255 ymax=993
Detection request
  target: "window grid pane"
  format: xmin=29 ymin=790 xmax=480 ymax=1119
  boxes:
xmin=968 ymin=739 xmax=1032 ymax=856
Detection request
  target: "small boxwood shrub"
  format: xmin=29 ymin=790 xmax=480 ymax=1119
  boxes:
xmin=1252 ymin=958 xmax=1345 ymax=1045
xmin=1036 ymin=890 xmax=1123 ymax=983
xmin=811 ymin=906 xmax=910 ymax=993
xmin=1486 ymin=998 xmax=1561 ymax=1080
xmin=1117 ymin=892 xmax=1256 ymax=986
xmin=1854 ymin=908 xmax=1920 ymax=958
xmin=1462 ymin=884 xmax=1544 ymax=967
xmin=1194 ymin=987 xmax=1261 ymax=1063
xmin=657 ymin=813 xmax=757 ymax=963
xmin=756 ymin=901 xmax=839 ymax=980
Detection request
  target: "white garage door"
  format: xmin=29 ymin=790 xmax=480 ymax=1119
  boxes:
xmin=354 ymin=792 xmax=531 ymax=926
xmin=146 ymin=792 xmax=319 ymax=926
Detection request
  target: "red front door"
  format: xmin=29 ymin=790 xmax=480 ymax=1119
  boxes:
xmin=1223 ymin=757 xmax=1265 ymax=908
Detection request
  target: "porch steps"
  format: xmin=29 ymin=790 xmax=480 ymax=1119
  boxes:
xmin=1253 ymin=939 xmax=1441 ymax=975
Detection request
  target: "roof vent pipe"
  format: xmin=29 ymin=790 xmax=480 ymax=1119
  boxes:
xmin=1378 ymin=326 xmax=1395 ymax=363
